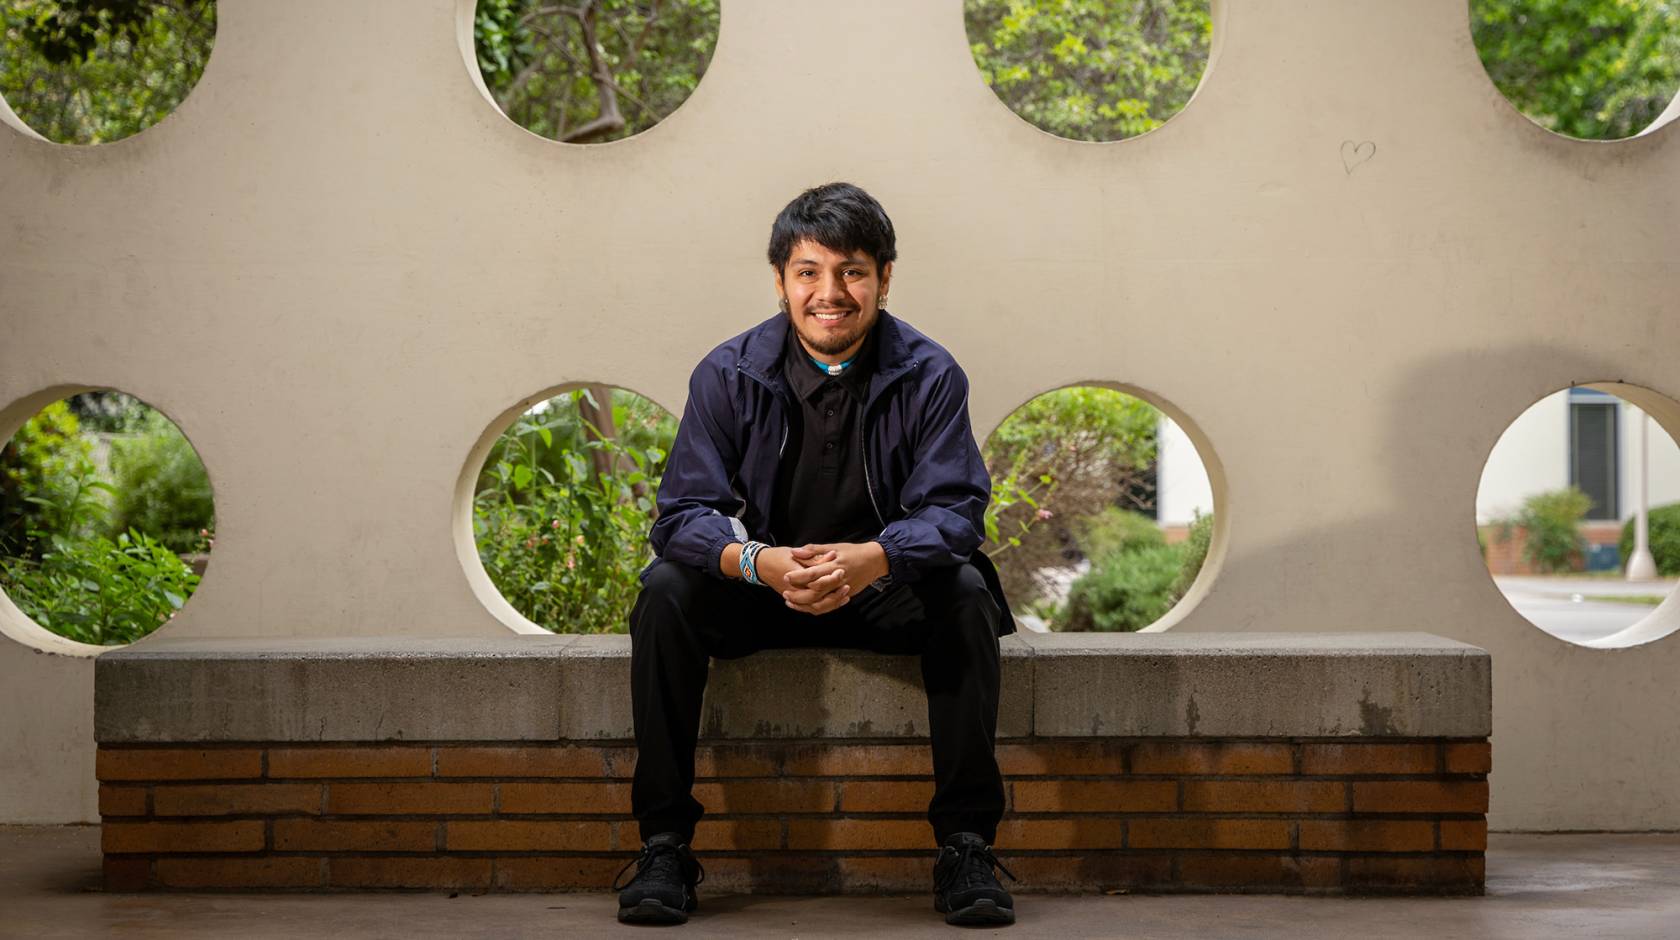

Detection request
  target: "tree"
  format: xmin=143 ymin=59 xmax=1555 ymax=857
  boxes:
xmin=472 ymin=0 xmax=719 ymax=142
xmin=1 ymin=0 xmax=215 ymax=144
xmin=1472 ymin=0 xmax=1680 ymax=139
xmin=965 ymin=0 xmax=1213 ymax=140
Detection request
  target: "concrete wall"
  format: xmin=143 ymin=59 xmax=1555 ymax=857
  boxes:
xmin=3 ymin=0 xmax=1678 ymax=829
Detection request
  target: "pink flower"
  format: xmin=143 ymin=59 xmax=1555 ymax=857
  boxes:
xmin=1035 ymin=508 xmax=1054 ymax=521
xmin=551 ymin=519 xmax=562 ymax=530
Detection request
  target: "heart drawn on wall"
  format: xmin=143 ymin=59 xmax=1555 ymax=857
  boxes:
xmin=1341 ymin=140 xmax=1376 ymax=174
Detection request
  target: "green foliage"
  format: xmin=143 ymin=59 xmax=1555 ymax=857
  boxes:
xmin=965 ymin=0 xmax=1213 ymax=140
xmin=1495 ymin=486 xmax=1593 ymax=573
xmin=0 ymin=527 xmax=199 ymax=645
xmin=473 ymin=0 xmax=719 ymax=143
xmin=0 ymin=0 xmax=216 ymax=144
xmin=1168 ymin=508 xmax=1212 ymax=598
xmin=0 ymin=400 xmax=90 ymax=557
xmin=1075 ymin=506 xmax=1165 ymax=561
xmin=1471 ymin=0 xmax=1680 ymax=139
xmin=473 ymin=388 xmax=675 ymax=634
xmin=983 ymin=385 xmax=1159 ymax=605
xmin=1619 ymin=502 xmax=1680 ymax=575
xmin=1061 ymin=542 xmax=1183 ymax=631
xmin=106 ymin=405 xmax=214 ymax=554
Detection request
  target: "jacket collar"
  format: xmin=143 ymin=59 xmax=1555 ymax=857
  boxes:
xmin=738 ymin=309 xmax=919 ymax=408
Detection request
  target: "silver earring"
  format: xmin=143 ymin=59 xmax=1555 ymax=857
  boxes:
xmin=778 ymin=297 xmax=789 ymax=313
xmin=877 ymin=296 xmax=888 ymax=309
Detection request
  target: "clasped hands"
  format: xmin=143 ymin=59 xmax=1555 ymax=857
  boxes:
xmin=755 ymin=541 xmax=890 ymax=615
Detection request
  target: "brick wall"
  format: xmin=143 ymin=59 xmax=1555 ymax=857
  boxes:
xmin=99 ymin=737 xmax=1488 ymax=895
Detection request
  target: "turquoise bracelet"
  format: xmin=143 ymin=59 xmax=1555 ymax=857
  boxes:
xmin=739 ymin=540 xmax=767 ymax=585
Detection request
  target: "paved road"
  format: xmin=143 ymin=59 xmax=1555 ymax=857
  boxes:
xmin=1493 ymin=576 xmax=1676 ymax=644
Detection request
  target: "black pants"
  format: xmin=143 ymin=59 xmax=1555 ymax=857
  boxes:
xmin=628 ymin=558 xmax=1005 ymax=846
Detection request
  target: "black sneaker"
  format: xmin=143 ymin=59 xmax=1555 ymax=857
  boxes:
xmin=932 ymin=832 xmax=1017 ymax=926
xmin=612 ymin=831 xmax=704 ymax=925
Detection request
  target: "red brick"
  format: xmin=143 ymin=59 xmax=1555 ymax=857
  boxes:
xmin=328 ymin=857 xmax=492 ymax=890
xmin=102 ymin=820 xmax=265 ymax=854
xmin=994 ymin=817 xmax=1125 ymax=850
xmin=493 ymin=856 xmax=625 ymax=891
xmin=267 ymin=746 xmax=431 ymax=779
xmin=1346 ymin=855 xmax=1485 ymax=891
xmin=1352 ymin=780 xmax=1488 ymax=814
xmin=1182 ymin=780 xmax=1344 ymax=814
xmin=695 ymin=745 xmax=783 ymax=778
xmin=995 ymin=741 xmax=1127 ymax=776
xmin=1004 ymin=854 xmax=1174 ymax=890
xmin=445 ymin=819 xmax=612 ymax=852
xmin=499 ymin=782 xmax=630 ymax=815
xmin=99 ymin=785 xmax=148 ymax=817
xmin=694 ymin=779 xmax=835 ymax=814
xmin=327 ymin=781 xmax=493 ymax=815
xmin=701 ymin=855 xmax=835 ymax=893
xmin=1010 ymin=779 xmax=1177 ymax=813
xmin=1301 ymin=744 xmax=1437 ymax=776
xmin=786 ymin=818 xmax=927 ymax=851
xmin=435 ymin=746 xmax=605 ymax=778
xmin=1129 ymin=818 xmax=1292 ymax=850
xmin=782 ymin=744 xmax=931 ymax=777
xmin=1179 ymin=854 xmax=1342 ymax=889
xmin=837 ymin=856 xmax=929 ymax=892
xmin=97 ymin=748 xmax=262 ymax=782
xmin=272 ymin=819 xmax=435 ymax=852
xmin=102 ymin=856 xmax=151 ymax=891
xmin=1445 ymin=742 xmax=1492 ymax=775
xmin=155 ymin=857 xmax=323 ymax=889
xmin=1300 ymin=819 xmax=1435 ymax=852
xmin=1131 ymin=743 xmax=1292 ymax=775
xmin=152 ymin=784 xmax=322 ymax=817
xmin=695 ymin=818 xmax=784 ymax=850
xmin=1441 ymin=819 xmax=1488 ymax=851
xmin=837 ymin=780 xmax=931 ymax=813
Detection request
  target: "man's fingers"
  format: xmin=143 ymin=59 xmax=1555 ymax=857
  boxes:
xmin=784 ymin=563 xmax=843 ymax=587
xmin=789 ymin=548 xmax=838 ymax=568
xmin=786 ymin=584 xmax=851 ymax=614
xmin=782 ymin=572 xmax=846 ymax=606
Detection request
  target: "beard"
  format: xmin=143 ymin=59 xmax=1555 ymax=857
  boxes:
xmin=792 ymin=306 xmax=877 ymax=357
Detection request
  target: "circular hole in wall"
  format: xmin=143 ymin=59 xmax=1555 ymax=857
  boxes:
xmin=1477 ymin=383 xmax=1680 ymax=648
xmin=468 ymin=0 xmax=719 ymax=143
xmin=981 ymin=384 xmax=1218 ymax=633
xmin=964 ymin=0 xmax=1213 ymax=142
xmin=468 ymin=385 xmax=676 ymax=633
xmin=1470 ymin=0 xmax=1680 ymax=140
xmin=0 ymin=390 xmax=215 ymax=648
xmin=0 ymin=0 xmax=217 ymax=144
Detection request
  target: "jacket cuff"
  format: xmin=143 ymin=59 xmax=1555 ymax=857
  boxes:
xmin=873 ymin=534 xmax=913 ymax=583
xmin=707 ymin=533 xmax=745 ymax=580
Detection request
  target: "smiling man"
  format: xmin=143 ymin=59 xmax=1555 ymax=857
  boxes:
xmin=611 ymin=182 xmax=1019 ymax=927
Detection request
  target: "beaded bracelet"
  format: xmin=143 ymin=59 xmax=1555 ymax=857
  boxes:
xmin=738 ymin=540 xmax=768 ymax=585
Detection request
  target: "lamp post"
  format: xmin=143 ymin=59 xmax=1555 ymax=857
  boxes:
xmin=1627 ymin=404 xmax=1657 ymax=581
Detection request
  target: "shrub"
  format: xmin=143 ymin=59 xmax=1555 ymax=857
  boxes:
xmin=0 ymin=401 xmax=92 ymax=558
xmin=1501 ymin=487 xmax=1592 ymax=574
xmin=1169 ymin=509 xmax=1214 ymax=598
xmin=473 ymin=389 xmax=674 ymax=634
xmin=1060 ymin=542 xmax=1185 ymax=632
xmin=0 ymin=528 xmax=199 ymax=645
xmin=1619 ymin=502 xmax=1680 ymax=576
xmin=106 ymin=408 xmax=215 ymax=554
xmin=1074 ymin=507 xmax=1165 ymax=562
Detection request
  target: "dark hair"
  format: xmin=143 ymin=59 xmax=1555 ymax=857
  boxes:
xmin=767 ymin=182 xmax=897 ymax=276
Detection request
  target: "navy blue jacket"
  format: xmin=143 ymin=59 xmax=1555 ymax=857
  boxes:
xmin=643 ymin=310 xmax=1016 ymax=636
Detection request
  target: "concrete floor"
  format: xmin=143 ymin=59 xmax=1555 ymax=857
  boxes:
xmin=3 ymin=827 xmax=1677 ymax=939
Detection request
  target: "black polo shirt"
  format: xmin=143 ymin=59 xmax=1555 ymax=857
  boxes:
xmin=768 ymin=320 xmax=882 ymax=548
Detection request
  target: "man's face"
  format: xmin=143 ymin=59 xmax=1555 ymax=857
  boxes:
xmin=773 ymin=239 xmax=893 ymax=361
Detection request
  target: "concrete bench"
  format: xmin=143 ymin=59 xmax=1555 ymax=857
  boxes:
xmin=94 ymin=633 xmax=1491 ymax=895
